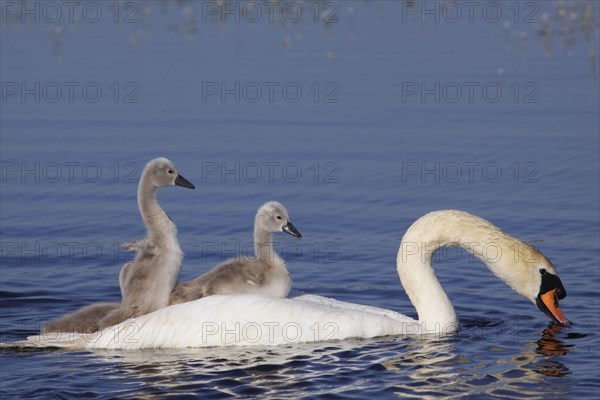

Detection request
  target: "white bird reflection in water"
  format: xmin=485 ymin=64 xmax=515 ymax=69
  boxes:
xmin=72 ymin=321 xmax=577 ymax=398
xmin=377 ymin=322 xmax=574 ymax=399
xmin=93 ymin=339 xmax=415 ymax=397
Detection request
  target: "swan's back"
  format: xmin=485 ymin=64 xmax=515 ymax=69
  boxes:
xmin=94 ymin=295 xmax=416 ymax=349
xmin=11 ymin=295 xmax=417 ymax=350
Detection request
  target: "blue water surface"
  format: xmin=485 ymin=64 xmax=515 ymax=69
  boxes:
xmin=1 ymin=1 xmax=599 ymax=398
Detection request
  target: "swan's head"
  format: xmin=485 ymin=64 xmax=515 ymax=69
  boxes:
xmin=507 ymin=243 xmax=568 ymax=326
xmin=256 ymin=201 xmax=302 ymax=238
xmin=143 ymin=157 xmax=195 ymax=190
xmin=533 ymin=267 xmax=568 ymax=326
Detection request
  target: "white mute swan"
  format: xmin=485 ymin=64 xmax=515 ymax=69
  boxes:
xmin=170 ymin=201 xmax=302 ymax=304
xmin=41 ymin=158 xmax=195 ymax=334
xmin=14 ymin=210 xmax=567 ymax=349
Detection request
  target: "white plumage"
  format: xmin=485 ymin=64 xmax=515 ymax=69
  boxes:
xmin=4 ymin=210 xmax=568 ymax=350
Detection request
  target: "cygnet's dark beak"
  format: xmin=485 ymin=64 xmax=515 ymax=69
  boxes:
xmin=282 ymin=221 xmax=302 ymax=239
xmin=175 ymin=174 xmax=195 ymax=189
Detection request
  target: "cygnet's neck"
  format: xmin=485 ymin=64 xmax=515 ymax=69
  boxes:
xmin=396 ymin=210 xmax=518 ymax=333
xmin=138 ymin=175 xmax=177 ymax=247
xmin=254 ymin=225 xmax=283 ymax=266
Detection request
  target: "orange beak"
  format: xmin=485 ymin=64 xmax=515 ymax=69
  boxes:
xmin=539 ymin=288 xmax=569 ymax=326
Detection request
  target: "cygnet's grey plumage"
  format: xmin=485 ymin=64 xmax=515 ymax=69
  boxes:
xmin=42 ymin=157 xmax=194 ymax=334
xmin=98 ymin=157 xmax=195 ymax=328
xmin=170 ymin=201 xmax=301 ymax=305
xmin=41 ymin=302 xmax=121 ymax=334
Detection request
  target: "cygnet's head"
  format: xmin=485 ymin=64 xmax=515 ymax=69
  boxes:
xmin=256 ymin=201 xmax=302 ymax=238
xmin=142 ymin=157 xmax=195 ymax=190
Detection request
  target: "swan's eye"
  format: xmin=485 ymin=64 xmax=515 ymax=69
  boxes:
xmin=276 ymin=216 xmax=282 ymax=220
xmin=539 ymin=269 xmax=547 ymax=276
xmin=168 ymin=169 xmax=174 ymax=174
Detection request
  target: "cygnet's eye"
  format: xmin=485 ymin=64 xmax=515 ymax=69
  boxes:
xmin=168 ymin=169 xmax=174 ymax=174
xmin=276 ymin=216 xmax=282 ymax=220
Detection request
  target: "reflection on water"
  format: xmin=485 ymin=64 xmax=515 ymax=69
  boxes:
xmin=532 ymin=325 xmax=572 ymax=377
xmin=49 ymin=322 xmax=576 ymax=398
xmin=2 ymin=0 xmax=598 ymax=74
xmin=93 ymin=340 xmax=411 ymax=397
xmin=536 ymin=325 xmax=571 ymax=358
xmin=529 ymin=0 xmax=599 ymax=76
xmin=382 ymin=338 xmax=462 ymax=398
xmin=376 ymin=321 xmax=575 ymax=399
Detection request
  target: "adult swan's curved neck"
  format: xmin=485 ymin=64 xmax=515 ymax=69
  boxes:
xmin=396 ymin=210 xmax=567 ymax=333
